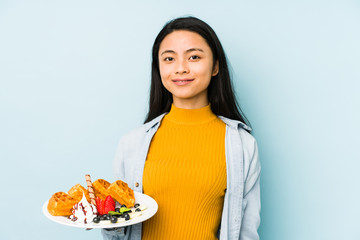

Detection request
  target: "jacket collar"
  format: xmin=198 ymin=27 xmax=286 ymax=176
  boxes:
xmin=144 ymin=113 xmax=252 ymax=132
xmin=218 ymin=116 xmax=252 ymax=131
xmin=144 ymin=113 xmax=166 ymax=132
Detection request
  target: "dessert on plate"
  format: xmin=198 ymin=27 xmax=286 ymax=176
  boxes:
xmin=46 ymin=175 xmax=143 ymax=225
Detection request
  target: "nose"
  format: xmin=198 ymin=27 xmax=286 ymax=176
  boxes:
xmin=175 ymin=59 xmax=189 ymax=74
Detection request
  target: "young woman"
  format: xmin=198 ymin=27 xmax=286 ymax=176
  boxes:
xmin=102 ymin=16 xmax=261 ymax=240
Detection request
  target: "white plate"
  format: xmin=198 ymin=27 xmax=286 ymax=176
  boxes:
xmin=43 ymin=191 xmax=158 ymax=229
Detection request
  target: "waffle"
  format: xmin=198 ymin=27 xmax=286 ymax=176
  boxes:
xmin=47 ymin=192 xmax=77 ymax=216
xmin=47 ymin=178 xmax=136 ymax=217
xmin=68 ymin=184 xmax=91 ymax=202
xmin=92 ymin=179 xmax=111 ymax=200
xmin=109 ymin=180 xmax=135 ymax=208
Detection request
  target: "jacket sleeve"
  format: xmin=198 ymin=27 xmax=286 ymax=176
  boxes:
xmin=101 ymin=140 xmax=127 ymax=240
xmin=240 ymin=139 xmax=261 ymax=240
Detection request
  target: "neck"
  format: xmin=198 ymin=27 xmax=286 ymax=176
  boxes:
xmin=172 ymin=98 xmax=209 ymax=110
xmin=165 ymin=104 xmax=216 ymax=124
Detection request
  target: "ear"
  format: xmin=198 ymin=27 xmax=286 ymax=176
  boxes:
xmin=212 ymin=60 xmax=219 ymax=76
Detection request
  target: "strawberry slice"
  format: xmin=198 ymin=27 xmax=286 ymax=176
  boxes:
xmin=95 ymin=197 xmax=105 ymax=215
xmin=104 ymin=195 xmax=115 ymax=214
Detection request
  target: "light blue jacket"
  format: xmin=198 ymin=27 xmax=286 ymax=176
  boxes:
xmin=102 ymin=114 xmax=261 ymax=240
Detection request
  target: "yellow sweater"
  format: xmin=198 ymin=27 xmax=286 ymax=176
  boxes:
xmin=142 ymin=104 xmax=227 ymax=240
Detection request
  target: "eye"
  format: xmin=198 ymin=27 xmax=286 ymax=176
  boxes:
xmin=164 ymin=57 xmax=174 ymax=62
xmin=189 ymin=55 xmax=200 ymax=60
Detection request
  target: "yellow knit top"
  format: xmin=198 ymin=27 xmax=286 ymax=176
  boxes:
xmin=142 ymin=104 xmax=227 ymax=240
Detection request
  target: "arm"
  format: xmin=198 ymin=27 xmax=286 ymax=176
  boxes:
xmin=240 ymin=139 xmax=261 ymax=240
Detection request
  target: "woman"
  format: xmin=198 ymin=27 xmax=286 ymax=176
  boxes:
xmin=102 ymin=16 xmax=261 ymax=240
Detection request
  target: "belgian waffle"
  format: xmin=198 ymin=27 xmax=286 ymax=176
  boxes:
xmin=109 ymin=180 xmax=135 ymax=208
xmin=47 ymin=192 xmax=77 ymax=216
xmin=92 ymin=179 xmax=111 ymax=200
xmin=67 ymin=184 xmax=90 ymax=202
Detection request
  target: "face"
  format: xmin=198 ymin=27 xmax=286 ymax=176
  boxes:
xmin=158 ymin=30 xmax=218 ymax=109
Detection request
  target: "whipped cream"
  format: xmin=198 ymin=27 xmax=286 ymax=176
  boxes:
xmin=69 ymin=194 xmax=97 ymax=224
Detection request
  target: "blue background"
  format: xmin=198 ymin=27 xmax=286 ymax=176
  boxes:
xmin=1 ymin=0 xmax=359 ymax=239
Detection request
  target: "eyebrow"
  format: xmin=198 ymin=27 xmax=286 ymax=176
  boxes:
xmin=160 ymin=48 xmax=204 ymax=56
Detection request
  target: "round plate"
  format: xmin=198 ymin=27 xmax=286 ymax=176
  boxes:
xmin=43 ymin=191 xmax=158 ymax=229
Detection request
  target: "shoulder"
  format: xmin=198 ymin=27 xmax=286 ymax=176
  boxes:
xmin=218 ymin=116 xmax=257 ymax=156
xmin=118 ymin=125 xmax=146 ymax=146
xmin=117 ymin=114 xmax=165 ymax=150
xmin=239 ymin=128 xmax=258 ymax=163
xmin=218 ymin=116 xmax=254 ymax=139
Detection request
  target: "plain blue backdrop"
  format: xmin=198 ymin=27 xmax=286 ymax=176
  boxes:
xmin=0 ymin=0 xmax=359 ymax=239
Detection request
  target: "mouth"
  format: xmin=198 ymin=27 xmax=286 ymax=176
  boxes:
xmin=172 ymin=78 xmax=194 ymax=86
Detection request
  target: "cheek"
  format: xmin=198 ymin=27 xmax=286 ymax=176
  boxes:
xmin=195 ymin=60 xmax=213 ymax=73
xmin=194 ymin=63 xmax=214 ymax=81
xmin=159 ymin=64 xmax=171 ymax=80
xmin=159 ymin=66 xmax=171 ymax=90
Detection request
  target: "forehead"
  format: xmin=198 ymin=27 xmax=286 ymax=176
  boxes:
xmin=159 ymin=30 xmax=211 ymax=53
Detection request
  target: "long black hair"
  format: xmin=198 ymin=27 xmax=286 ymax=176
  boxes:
xmin=144 ymin=16 xmax=250 ymax=128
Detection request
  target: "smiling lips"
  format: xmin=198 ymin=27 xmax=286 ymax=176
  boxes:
xmin=172 ymin=78 xmax=194 ymax=86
